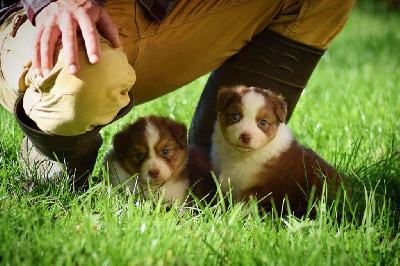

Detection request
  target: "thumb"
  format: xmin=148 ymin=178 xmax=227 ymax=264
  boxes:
xmin=97 ymin=10 xmax=120 ymax=48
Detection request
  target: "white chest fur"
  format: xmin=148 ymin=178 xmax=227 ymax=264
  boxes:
xmin=211 ymin=121 xmax=294 ymax=201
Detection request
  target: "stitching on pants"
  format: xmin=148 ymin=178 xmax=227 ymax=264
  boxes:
xmin=9 ymin=14 xmax=27 ymax=38
xmin=283 ymin=0 xmax=310 ymax=37
xmin=26 ymin=91 xmax=44 ymax=117
xmin=133 ymin=1 xmax=141 ymax=68
xmin=0 ymin=35 xmax=10 ymax=86
xmin=0 ymin=18 xmax=14 ymax=87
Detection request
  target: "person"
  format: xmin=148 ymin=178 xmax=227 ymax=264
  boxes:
xmin=0 ymin=0 xmax=356 ymax=189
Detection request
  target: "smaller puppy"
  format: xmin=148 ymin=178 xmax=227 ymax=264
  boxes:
xmin=212 ymin=86 xmax=348 ymax=216
xmin=103 ymin=116 xmax=215 ymax=205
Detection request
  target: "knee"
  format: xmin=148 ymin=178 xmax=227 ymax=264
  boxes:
xmin=23 ymin=41 xmax=136 ymax=136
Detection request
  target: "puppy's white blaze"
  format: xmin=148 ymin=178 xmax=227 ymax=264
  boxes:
xmin=145 ymin=119 xmax=159 ymax=158
xmin=242 ymin=90 xmax=266 ymax=120
xmin=227 ymin=90 xmax=269 ymax=149
xmin=212 ymin=121 xmax=294 ymax=200
xmin=240 ymin=90 xmax=272 ymax=149
xmin=141 ymin=119 xmax=172 ymax=182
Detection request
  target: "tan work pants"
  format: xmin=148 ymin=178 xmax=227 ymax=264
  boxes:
xmin=0 ymin=0 xmax=355 ymax=136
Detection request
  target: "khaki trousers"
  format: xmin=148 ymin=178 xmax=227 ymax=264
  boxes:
xmin=0 ymin=0 xmax=355 ymax=136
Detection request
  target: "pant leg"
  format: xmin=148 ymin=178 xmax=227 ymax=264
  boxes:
xmin=0 ymin=10 xmax=136 ymax=136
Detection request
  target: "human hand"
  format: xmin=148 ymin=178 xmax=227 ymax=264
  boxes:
xmin=33 ymin=0 xmax=120 ymax=76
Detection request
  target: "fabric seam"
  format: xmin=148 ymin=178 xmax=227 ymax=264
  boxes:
xmin=283 ymin=0 xmax=310 ymax=38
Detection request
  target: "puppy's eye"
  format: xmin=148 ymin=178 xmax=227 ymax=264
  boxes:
xmin=231 ymin=113 xmax=240 ymax=121
xmin=161 ymin=149 xmax=169 ymax=156
xmin=259 ymin=119 xmax=267 ymax=127
xmin=135 ymin=152 xmax=144 ymax=160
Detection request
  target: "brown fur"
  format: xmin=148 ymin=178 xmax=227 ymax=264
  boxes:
xmin=243 ymin=141 xmax=346 ymax=216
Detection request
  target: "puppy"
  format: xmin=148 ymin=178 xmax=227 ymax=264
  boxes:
xmin=103 ymin=116 xmax=215 ymax=205
xmin=211 ymin=86 xmax=347 ymax=216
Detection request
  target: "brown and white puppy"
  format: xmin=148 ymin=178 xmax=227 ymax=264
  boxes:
xmin=211 ymin=86 xmax=347 ymax=216
xmin=103 ymin=116 xmax=215 ymax=205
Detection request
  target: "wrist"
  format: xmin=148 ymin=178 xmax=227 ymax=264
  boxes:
xmin=20 ymin=0 xmax=56 ymax=26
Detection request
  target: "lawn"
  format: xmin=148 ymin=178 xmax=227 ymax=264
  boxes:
xmin=0 ymin=0 xmax=399 ymax=265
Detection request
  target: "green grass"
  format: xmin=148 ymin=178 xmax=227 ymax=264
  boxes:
xmin=1 ymin=1 xmax=399 ymax=264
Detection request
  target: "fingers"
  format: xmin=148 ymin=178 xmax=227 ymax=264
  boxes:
xmin=40 ymin=26 xmax=61 ymax=77
xmin=60 ymin=14 xmax=79 ymax=75
xmin=32 ymin=27 xmax=44 ymax=76
xmin=32 ymin=2 xmax=118 ymax=76
xmin=97 ymin=10 xmax=120 ymax=48
xmin=77 ymin=14 xmax=100 ymax=64
xmin=32 ymin=24 xmax=61 ymax=77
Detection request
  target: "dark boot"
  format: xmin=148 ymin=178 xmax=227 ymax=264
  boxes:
xmin=189 ymin=30 xmax=325 ymax=153
xmin=15 ymin=92 xmax=134 ymax=190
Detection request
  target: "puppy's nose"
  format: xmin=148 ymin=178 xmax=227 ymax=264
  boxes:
xmin=148 ymin=169 xmax=159 ymax=178
xmin=240 ymin=133 xmax=251 ymax=144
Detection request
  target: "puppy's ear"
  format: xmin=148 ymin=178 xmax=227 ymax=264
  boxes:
xmin=113 ymin=129 xmax=128 ymax=161
xmin=169 ymin=122 xmax=188 ymax=148
xmin=217 ymin=87 xmax=237 ymax=112
xmin=113 ymin=118 xmax=146 ymax=160
xmin=272 ymin=94 xmax=288 ymax=123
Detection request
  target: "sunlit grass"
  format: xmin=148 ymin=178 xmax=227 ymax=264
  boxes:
xmin=0 ymin=1 xmax=399 ymax=264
